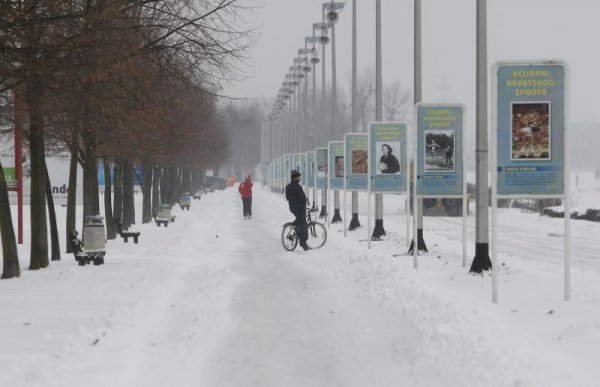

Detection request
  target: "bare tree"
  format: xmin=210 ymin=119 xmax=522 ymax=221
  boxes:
xmin=383 ymin=81 xmax=412 ymax=122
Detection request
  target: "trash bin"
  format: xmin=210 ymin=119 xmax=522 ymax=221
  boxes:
xmin=83 ymin=215 xmax=106 ymax=252
xmin=157 ymin=204 xmax=172 ymax=222
xmin=179 ymin=193 xmax=192 ymax=209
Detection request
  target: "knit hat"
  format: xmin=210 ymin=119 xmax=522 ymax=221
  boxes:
xmin=290 ymin=170 xmax=301 ymax=179
xmin=245 ymin=175 xmax=251 ymax=181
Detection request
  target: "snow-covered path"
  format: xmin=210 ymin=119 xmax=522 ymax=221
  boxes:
xmin=198 ymin=195 xmax=451 ymax=387
xmin=2 ymin=185 xmax=600 ymax=386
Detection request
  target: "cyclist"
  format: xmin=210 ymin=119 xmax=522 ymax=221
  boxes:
xmin=285 ymin=170 xmax=309 ymax=250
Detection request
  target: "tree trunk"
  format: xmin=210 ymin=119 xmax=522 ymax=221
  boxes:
xmin=152 ymin=164 xmax=160 ymax=215
xmin=66 ymin=129 xmax=78 ymax=253
xmin=103 ymin=159 xmax=116 ymax=239
xmin=0 ymin=159 xmax=20 ymax=278
xmin=122 ymin=159 xmax=133 ymax=229
xmin=27 ymin=84 xmax=49 ymax=270
xmin=160 ymin=167 xmax=169 ymax=205
xmin=44 ymin=161 xmax=60 ymax=261
xmin=82 ymin=141 xmax=99 ymax=220
xmin=129 ymin=161 xmax=136 ymax=225
xmin=113 ymin=159 xmax=123 ymax=221
xmin=142 ymin=160 xmax=153 ymax=223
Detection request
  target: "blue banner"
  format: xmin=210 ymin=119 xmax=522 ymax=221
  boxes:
xmin=328 ymin=141 xmax=344 ymax=190
xmin=344 ymin=133 xmax=368 ymax=191
xmin=416 ymin=104 xmax=464 ymax=196
xmin=315 ymin=148 xmax=328 ymax=189
xmin=495 ymin=63 xmax=565 ymax=196
xmin=306 ymin=151 xmax=315 ymax=188
xmin=284 ymin=154 xmax=292 ymax=182
xmin=368 ymin=122 xmax=407 ymax=193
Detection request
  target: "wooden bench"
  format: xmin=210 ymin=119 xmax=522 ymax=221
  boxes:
xmin=69 ymin=231 xmax=105 ymax=266
xmin=114 ymin=218 xmax=140 ymax=243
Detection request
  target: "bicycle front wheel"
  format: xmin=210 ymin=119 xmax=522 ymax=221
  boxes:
xmin=306 ymin=222 xmax=327 ymax=249
xmin=281 ymin=223 xmax=298 ymax=251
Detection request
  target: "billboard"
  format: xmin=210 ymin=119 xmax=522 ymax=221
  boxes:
xmin=368 ymin=122 xmax=408 ymax=193
xmin=306 ymin=151 xmax=315 ymax=188
xmin=328 ymin=141 xmax=344 ymax=191
xmin=344 ymin=133 xmax=368 ymax=191
xmin=495 ymin=62 xmax=565 ymax=196
xmin=415 ymin=104 xmax=464 ymax=197
xmin=315 ymin=148 xmax=328 ymax=189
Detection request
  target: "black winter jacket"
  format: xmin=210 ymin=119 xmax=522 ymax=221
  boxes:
xmin=285 ymin=180 xmax=307 ymax=214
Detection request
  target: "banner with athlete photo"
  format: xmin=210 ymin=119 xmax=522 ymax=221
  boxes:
xmin=344 ymin=133 xmax=368 ymax=191
xmin=328 ymin=141 xmax=344 ymax=190
xmin=495 ymin=62 xmax=565 ymax=196
xmin=306 ymin=151 xmax=315 ymax=188
xmin=416 ymin=104 xmax=464 ymax=197
xmin=300 ymin=153 xmax=306 ymax=186
xmin=0 ymin=134 xmax=16 ymax=187
xmin=368 ymin=122 xmax=407 ymax=193
xmin=315 ymin=148 xmax=328 ymax=189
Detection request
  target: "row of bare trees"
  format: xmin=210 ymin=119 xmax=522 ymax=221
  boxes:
xmin=0 ymin=0 xmax=254 ymax=278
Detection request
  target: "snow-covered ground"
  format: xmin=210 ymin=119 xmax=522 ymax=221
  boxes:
xmin=1 ymin=175 xmax=600 ymax=386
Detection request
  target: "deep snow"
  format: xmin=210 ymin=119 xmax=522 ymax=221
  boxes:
xmin=1 ymin=179 xmax=600 ymax=386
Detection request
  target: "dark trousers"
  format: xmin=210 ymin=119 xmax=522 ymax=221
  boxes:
xmin=242 ymin=197 xmax=252 ymax=216
xmin=293 ymin=210 xmax=308 ymax=242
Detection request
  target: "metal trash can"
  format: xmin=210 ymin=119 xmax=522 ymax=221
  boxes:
xmin=157 ymin=204 xmax=172 ymax=222
xmin=180 ymin=193 xmax=192 ymax=209
xmin=83 ymin=215 xmax=106 ymax=252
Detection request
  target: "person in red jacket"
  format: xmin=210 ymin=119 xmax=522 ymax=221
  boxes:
xmin=238 ymin=175 xmax=253 ymax=219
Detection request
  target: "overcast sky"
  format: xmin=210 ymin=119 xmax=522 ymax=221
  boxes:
xmin=226 ymin=0 xmax=599 ymax=124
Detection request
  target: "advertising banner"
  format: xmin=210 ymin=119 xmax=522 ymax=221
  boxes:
xmin=315 ymin=147 xmax=328 ymax=190
xmin=328 ymin=141 xmax=344 ymax=191
xmin=344 ymin=133 xmax=368 ymax=191
xmin=300 ymin=153 xmax=306 ymax=186
xmin=368 ymin=122 xmax=408 ymax=193
xmin=284 ymin=154 xmax=292 ymax=181
xmin=292 ymin=153 xmax=301 ymax=184
xmin=306 ymin=151 xmax=315 ymax=188
xmin=495 ymin=62 xmax=565 ymax=196
xmin=416 ymin=104 xmax=464 ymax=197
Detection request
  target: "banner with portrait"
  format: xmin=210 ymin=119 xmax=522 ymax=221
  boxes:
xmin=305 ymin=151 xmax=315 ymax=188
xmin=495 ymin=62 xmax=565 ymax=196
xmin=344 ymin=133 xmax=368 ymax=191
xmin=315 ymin=148 xmax=328 ymax=190
xmin=416 ymin=104 xmax=464 ymax=197
xmin=368 ymin=122 xmax=407 ymax=193
xmin=328 ymin=141 xmax=344 ymax=191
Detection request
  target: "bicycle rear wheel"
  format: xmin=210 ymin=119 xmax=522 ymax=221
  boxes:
xmin=306 ymin=222 xmax=327 ymax=249
xmin=281 ymin=223 xmax=298 ymax=251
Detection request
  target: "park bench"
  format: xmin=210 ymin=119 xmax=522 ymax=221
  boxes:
xmin=69 ymin=231 xmax=105 ymax=266
xmin=114 ymin=217 xmax=141 ymax=243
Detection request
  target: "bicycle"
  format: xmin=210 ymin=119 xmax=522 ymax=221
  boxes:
xmin=281 ymin=208 xmax=327 ymax=251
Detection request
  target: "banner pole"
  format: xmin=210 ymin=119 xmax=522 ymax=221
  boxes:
xmin=343 ymin=189 xmax=347 ymax=237
xmin=367 ymin=192 xmax=372 ymax=250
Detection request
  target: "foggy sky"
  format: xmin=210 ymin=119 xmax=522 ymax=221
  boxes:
xmin=226 ymin=0 xmax=599 ymax=125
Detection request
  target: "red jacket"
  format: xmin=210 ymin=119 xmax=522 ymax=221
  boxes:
xmin=238 ymin=181 xmax=253 ymax=198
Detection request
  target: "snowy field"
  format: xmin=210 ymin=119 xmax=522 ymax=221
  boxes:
xmin=1 ymin=176 xmax=600 ymax=386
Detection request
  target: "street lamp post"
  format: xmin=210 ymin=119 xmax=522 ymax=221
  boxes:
xmin=348 ymin=0 xmax=361 ymax=231
xmin=372 ymin=0 xmax=385 ymax=240
xmin=324 ymin=1 xmax=345 ymax=224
